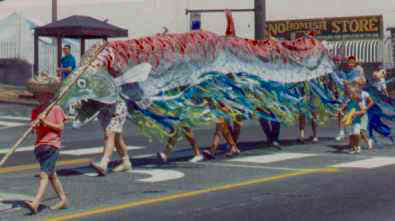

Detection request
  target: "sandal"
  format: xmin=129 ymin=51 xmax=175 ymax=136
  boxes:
xmin=24 ymin=201 xmax=38 ymax=214
xmin=203 ymin=150 xmax=216 ymax=160
xmin=225 ymin=148 xmax=240 ymax=157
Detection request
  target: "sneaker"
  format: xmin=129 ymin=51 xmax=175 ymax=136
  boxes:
xmin=335 ymin=135 xmax=344 ymax=141
xmin=312 ymin=137 xmax=319 ymax=142
xmin=272 ymin=141 xmax=280 ymax=147
xmin=349 ymin=150 xmax=356 ymax=154
xmin=356 ymin=146 xmax=361 ymax=153
xmin=189 ymin=155 xmax=204 ymax=163
xmin=368 ymin=139 xmax=373 ymax=150
xmin=91 ymin=160 xmax=108 ymax=176
xmin=157 ymin=152 xmax=168 ymax=163
xmin=113 ymin=160 xmax=132 ymax=172
xmin=202 ymin=150 xmax=216 ymax=160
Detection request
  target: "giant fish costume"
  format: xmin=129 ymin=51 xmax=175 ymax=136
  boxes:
xmin=59 ymin=11 xmax=337 ymax=140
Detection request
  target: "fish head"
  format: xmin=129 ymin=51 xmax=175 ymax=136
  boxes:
xmin=60 ymin=65 xmax=120 ymax=127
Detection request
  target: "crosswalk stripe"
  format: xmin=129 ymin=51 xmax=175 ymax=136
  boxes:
xmin=0 ymin=116 xmax=30 ymax=121
xmin=228 ymin=153 xmax=318 ymax=164
xmin=0 ymin=146 xmax=34 ymax=154
xmin=0 ymin=120 xmax=26 ymax=128
xmin=59 ymin=146 xmax=145 ymax=156
xmin=333 ymin=157 xmax=395 ymax=169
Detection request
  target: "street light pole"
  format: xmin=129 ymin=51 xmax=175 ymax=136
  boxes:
xmin=255 ymin=0 xmax=266 ymax=40
xmin=52 ymin=0 xmax=62 ymax=70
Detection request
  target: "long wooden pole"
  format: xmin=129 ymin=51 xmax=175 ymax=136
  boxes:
xmin=0 ymin=42 xmax=108 ymax=167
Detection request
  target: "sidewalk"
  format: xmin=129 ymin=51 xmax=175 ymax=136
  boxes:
xmin=0 ymin=83 xmax=36 ymax=106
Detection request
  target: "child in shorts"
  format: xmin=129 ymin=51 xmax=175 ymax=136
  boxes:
xmin=25 ymin=75 xmax=68 ymax=214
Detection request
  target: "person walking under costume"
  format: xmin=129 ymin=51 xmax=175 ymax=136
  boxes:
xmin=90 ymin=99 xmax=132 ymax=176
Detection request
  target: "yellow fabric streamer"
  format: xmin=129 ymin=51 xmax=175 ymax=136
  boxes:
xmin=342 ymin=108 xmax=355 ymax=126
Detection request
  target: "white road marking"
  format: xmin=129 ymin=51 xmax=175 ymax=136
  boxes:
xmin=128 ymin=169 xmax=185 ymax=183
xmin=78 ymin=167 xmax=185 ymax=183
xmin=0 ymin=120 xmax=25 ymax=128
xmin=228 ymin=153 xmax=318 ymax=164
xmin=60 ymin=146 xmax=145 ymax=156
xmin=199 ymin=162 xmax=306 ymax=171
xmin=0 ymin=116 xmax=30 ymax=121
xmin=333 ymin=157 xmax=395 ymax=169
xmin=0 ymin=146 xmax=34 ymax=154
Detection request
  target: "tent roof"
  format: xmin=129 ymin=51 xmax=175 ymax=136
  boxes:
xmin=35 ymin=15 xmax=128 ymax=39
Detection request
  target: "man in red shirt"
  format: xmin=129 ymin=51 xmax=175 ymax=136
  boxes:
xmin=25 ymin=75 xmax=68 ymax=214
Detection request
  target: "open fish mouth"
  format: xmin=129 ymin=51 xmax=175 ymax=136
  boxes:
xmin=68 ymin=96 xmax=116 ymax=127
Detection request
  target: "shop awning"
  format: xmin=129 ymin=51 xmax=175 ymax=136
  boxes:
xmin=326 ymin=39 xmax=384 ymax=63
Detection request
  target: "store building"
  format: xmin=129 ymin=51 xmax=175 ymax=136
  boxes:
xmin=266 ymin=15 xmax=394 ymax=80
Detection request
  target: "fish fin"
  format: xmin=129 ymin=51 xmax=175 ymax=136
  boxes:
xmin=114 ymin=63 xmax=152 ymax=86
xmin=225 ymin=9 xmax=236 ymax=37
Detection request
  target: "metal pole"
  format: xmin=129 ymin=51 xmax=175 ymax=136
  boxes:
xmin=254 ymin=0 xmax=266 ymax=40
xmin=33 ymin=32 xmax=39 ymax=75
xmin=52 ymin=0 xmax=57 ymax=22
xmin=52 ymin=0 xmax=58 ymax=57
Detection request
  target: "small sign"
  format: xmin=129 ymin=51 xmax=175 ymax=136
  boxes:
xmin=190 ymin=12 xmax=201 ymax=31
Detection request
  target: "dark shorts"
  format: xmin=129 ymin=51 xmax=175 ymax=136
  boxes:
xmin=34 ymin=145 xmax=59 ymax=175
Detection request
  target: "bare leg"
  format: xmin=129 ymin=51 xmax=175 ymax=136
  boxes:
xmin=350 ymin=134 xmax=360 ymax=152
xmin=49 ymin=173 xmax=68 ymax=210
xmin=360 ymin=130 xmax=372 ymax=149
xmin=91 ymin=130 xmax=115 ymax=175
xmin=183 ymin=127 xmax=201 ymax=156
xmin=102 ymin=130 xmax=116 ymax=161
xmin=26 ymin=172 xmax=49 ymax=213
xmin=232 ymin=117 xmax=243 ymax=143
xmin=164 ymin=132 xmax=178 ymax=157
xmin=210 ymin=123 xmax=222 ymax=153
xmin=114 ymin=133 xmax=129 ymax=159
xmin=220 ymin=121 xmax=239 ymax=155
xmin=112 ymin=133 xmax=133 ymax=171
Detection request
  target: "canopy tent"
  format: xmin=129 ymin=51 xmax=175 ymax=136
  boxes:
xmin=34 ymin=15 xmax=128 ymax=74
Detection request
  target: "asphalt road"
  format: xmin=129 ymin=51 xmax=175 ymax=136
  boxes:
xmin=0 ymin=103 xmax=395 ymax=221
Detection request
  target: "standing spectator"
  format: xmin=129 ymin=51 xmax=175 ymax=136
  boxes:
xmin=57 ymin=45 xmax=76 ymax=81
xmin=372 ymin=67 xmax=389 ymax=97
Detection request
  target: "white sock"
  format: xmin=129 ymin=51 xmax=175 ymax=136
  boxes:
xmin=101 ymin=157 xmax=110 ymax=164
xmin=300 ymin=129 xmax=305 ymax=138
xmin=122 ymin=156 xmax=130 ymax=162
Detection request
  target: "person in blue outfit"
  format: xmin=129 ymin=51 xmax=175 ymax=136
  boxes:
xmin=57 ymin=44 xmax=76 ymax=80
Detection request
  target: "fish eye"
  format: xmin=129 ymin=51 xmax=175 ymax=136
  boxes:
xmin=77 ymin=79 xmax=87 ymax=89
